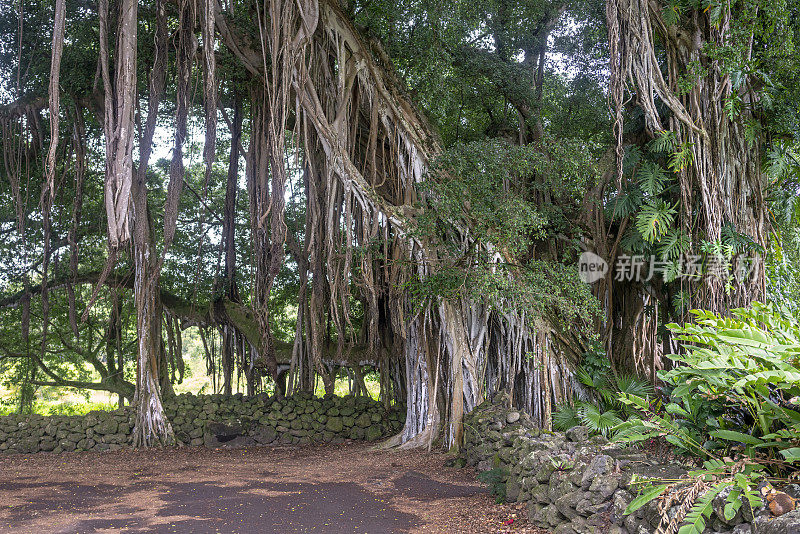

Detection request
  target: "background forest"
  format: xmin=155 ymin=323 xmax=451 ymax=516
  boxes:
xmin=1 ymin=0 xmax=800 ymax=459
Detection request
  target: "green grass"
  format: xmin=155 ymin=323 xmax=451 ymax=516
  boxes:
xmin=313 ymin=373 xmax=381 ymax=398
xmin=0 ymin=399 xmax=119 ymax=417
xmin=1 ymin=354 xmax=383 ymax=416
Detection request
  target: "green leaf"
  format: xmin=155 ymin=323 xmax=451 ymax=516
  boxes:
xmin=666 ymin=403 xmax=690 ymax=416
xmin=709 ymin=430 xmax=764 ymax=446
xmin=624 ymin=484 xmax=669 ymax=515
xmin=636 ymin=199 xmax=677 ymax=243
xmin=637 ymin=161 xmax=669 ymax=196
xmin=780 ymin=448 xmax=800 ymax=462
xmin=724 ymin=487 xmax=743 ymax=520
xmin=724 ymin=499 xmax=742 ymax=521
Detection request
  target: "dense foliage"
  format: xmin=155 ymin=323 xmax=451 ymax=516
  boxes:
xmin=614 ymin=303 xmax=800 ymax=532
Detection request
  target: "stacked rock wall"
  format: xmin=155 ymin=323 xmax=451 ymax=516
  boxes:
xmin=0 ymin=392 xmax=404 ymax=454
xmin=462 ymin=395 xmax=800 ymax=534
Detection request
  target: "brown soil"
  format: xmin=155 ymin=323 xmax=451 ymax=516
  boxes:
xmin=0 ymin=443 xmax=546 ymax=533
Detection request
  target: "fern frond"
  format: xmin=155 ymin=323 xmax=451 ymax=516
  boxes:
xmin=609 ymin=186 xmax=643 ymax=219
xmin=662 ymin=260 xmax=683 ymax=283
xmin=668 ymin=142 xmax=694 ymax=172
xmin=623 ymin=145 xmax=643 ymax=175
xmin=672 ymin=290 xmax=692 ymax=312
xmin=620 ymin=227 xmax=649 ymax=254
xmin=721 ymin=224 xmax=758 ymax=254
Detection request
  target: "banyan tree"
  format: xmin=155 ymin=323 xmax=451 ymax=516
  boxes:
xmin=0 ymin=0 xmax=583 ymax=449
xmin=587 ymin=0 xmax=780 ymax=378
xmin=1 ymin=0 xmax=791 ymax=448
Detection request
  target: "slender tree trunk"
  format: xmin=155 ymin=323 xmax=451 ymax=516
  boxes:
xmin=221 ymin=93 xmax=242 ymax=395
xmin=130 ymin=0 xmax=173 ymax=446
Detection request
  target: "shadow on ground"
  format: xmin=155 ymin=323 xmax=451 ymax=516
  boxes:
xmin=4 ymin=474 xmax=487 ymax=533
xmin=0 ymin=445 xmax=493 ymax=533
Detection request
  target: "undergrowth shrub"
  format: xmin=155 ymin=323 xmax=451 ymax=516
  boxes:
xmin=477 ymin=467 xmax=509 ymax=503
xmin=615 ymin=302 xmax=800 ymax=533
xmin=553 ymin=350 xmax=652 ymax=437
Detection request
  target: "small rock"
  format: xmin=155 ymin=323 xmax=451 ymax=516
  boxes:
xmin=769 ymin=492 xmax=797 ymax=517
xmin=785 ymin=485 xmax=800 ymax=500
xmin=325 ymin=417 xmax=343 ymax=433
xmin=506 ymin=411 xmax=521 ymax=424
xmin=566 ymin=425 xmax=589 ymax=443
xmin=365 ymin=425 xmax=382 ymax=441
xmin=506 ymin=477 xmax=522 ymax=502
xmin=580 ymin=454 xmax=614 ymax=489
xmin=253 ymin=427 xmax=277 ymax=444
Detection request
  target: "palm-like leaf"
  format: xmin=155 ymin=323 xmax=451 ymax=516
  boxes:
xmin=622 ymin=144 xmax=643 ymax=175
xmin=575 ymin=366 xmax=609 ymax=391
xmin=662 ymin=260 xmax=683 ymax=283
xmin=552 ymin=403 xmax=582 ymax=431
xmin=649 ymin=130 xmax=678 ymax=154
xmin=609 ymin=186 xmax=643 ymax=219
xmin=657 ymin=229 xmax=689 ymax=260
xmin=636 ymin=199 xmax=677 ymax=242
xmin=668 ymin=141 xmax=694 ymax=172
xmin=637 ymin=161 xmax=669 ymax=196
xmin=615 ymin=374 xmax=654 ymax=399
xmin=764 ymin=144 xmax=796 ymax=181
xmin=578 ymin=403 xmax=623 ymax=437
xmin=721 ymin=224 xmax=759 ymax=254
xmin=620 ymin=227 xmax=649 ymax=254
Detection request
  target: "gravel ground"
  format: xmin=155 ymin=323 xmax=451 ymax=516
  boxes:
xmin=0 ymin=442 xmax=547 ymax=533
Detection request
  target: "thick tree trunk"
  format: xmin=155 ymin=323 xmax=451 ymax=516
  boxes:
xmin=99 ymin=0 xmax=137 ymax=248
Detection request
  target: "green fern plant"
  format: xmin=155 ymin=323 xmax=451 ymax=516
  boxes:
xmin=765 ymin=142 xmax=799 ymax=181
xmin=553 ymin=365 xmax=653 ymax=437
xmin=477 ymin=467 xmax=509 ymax=503
xmin=614 ymin=303 xmax=800 ymax=533
xmin=622 ymin=144 xmax=644 ymax=174
xmin=668 ymin=141 xmax=694 ymax=172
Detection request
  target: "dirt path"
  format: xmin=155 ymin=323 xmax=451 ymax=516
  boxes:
xmin=0 ymin=443 xmax=542 ymax=533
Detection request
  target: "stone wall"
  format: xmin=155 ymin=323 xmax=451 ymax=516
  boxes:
xmin=462 ymin=394 xmax=800 ymax=534
xmin=0 ymin=392 xmax=404 ymax=454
